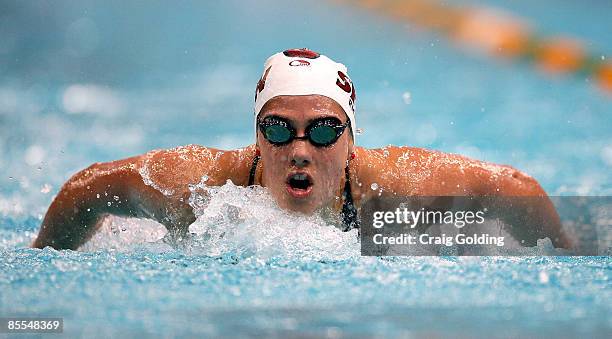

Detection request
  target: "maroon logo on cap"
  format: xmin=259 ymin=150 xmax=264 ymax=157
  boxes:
xmin=255 ymin=65 xmax=272 ymax=101
xmin=283 ymin=48 xmax=320 ymax=59
xmin=336 ymin=71 xmax=356 ymax=111
xmin=289 ymin=59 xmax=310 ymax=67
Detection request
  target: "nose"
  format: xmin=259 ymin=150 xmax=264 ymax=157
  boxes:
xmin=290 ymin=137 xmax=312 ymax=168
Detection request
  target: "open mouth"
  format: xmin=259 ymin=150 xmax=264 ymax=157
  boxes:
xmin=286 ymin=172 xmax=314 ymax=198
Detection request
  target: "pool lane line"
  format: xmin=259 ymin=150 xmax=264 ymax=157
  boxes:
xmin=333 ymin=0 xmax=612 ymax=95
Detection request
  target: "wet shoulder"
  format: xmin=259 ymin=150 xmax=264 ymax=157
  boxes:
xmin=138 ymin=144 xmax=256 ymax=197
xmin=354 ymin=146 xmax=529 ymax=196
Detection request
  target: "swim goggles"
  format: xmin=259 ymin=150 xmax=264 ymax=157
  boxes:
xmin=257 ymin=116 xmax=350 ymax=147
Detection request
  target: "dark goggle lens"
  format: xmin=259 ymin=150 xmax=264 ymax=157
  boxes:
xmin=309 ymin=125 xmax=338 ymax=145
xmin=264 ymin=124 xmax=292 ymax=143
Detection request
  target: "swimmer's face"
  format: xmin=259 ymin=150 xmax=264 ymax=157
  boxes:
xmin=257 ymin=95 xmax=353 ymax=214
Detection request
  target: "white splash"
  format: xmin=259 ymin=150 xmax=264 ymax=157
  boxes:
xmin=79 ymin=217 xmax=169 ymax=252
xmin=186 ymin=180 xmax=359 ymax=262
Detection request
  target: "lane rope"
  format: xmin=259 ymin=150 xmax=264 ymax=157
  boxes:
xmin=335 ymin=0 xmax=612 ymax=94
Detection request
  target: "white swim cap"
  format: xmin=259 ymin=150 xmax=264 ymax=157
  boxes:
xmin=254 ymin=48 xmax=356 ymax=138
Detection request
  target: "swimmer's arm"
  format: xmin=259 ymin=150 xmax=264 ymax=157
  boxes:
xmin=31 ymin=155 xmax=196 ymax=250
xmin=32 ymin=145 xmax=256 ymax=250
xmin=357 ymin=147 xmax=572 ymax=248
xmin=469 ymin=166 xmax=573 ymax=249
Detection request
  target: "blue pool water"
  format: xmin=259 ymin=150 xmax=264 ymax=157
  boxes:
xmin=1 ymin=0 xmax=611 ymax=337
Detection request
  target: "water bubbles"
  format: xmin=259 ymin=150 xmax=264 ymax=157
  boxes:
xmin=370 ymin=183 xmax=379 ymax=191
xmin=107 ymin=202 xmax=112 ymax=207
xmin=113 ymin=195 xmax=120 ymax=201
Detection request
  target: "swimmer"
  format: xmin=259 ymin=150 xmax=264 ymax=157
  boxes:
xmin=32 ymin=48 xmax=573 ymax=250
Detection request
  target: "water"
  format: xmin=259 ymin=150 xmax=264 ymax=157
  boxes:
xmin=1 ymin=0 xmax=611 ymax=337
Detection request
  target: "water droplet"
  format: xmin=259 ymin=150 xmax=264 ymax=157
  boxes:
xmin=370 ymin=183 xmax=379 ymax=191
xmin=113 ymin=195 xmax=120 ymax=201
xmin=96 ymin=194 xmax=100 ymax=199
xmin=201 ymin=175 xmax=209 ymax=182
xmin=402 ymin=92 xmax=412 ymax=104
xmin=602 ymin=55 xmax=606 ymax=60
xmin=86 ymin=185 xmax=90 ymax=190
xmin=539 ymin=271 xmax=549 ymax=284
xmin=40 ymin=184 xmax=52 ymax=194
xmin=107 ymin=202 xmax=112 ymax=206
xmin=86 ymin=208 xmax=91 ymax=212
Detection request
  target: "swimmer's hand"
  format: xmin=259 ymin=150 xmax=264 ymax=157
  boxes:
xmin=32 ymin=145 xmax=255 ymax=250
